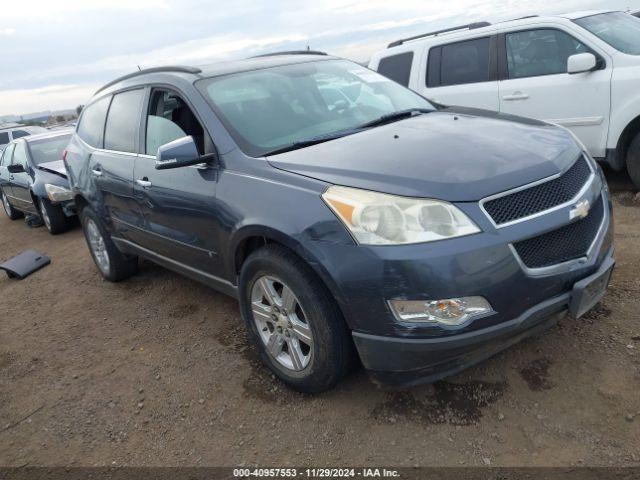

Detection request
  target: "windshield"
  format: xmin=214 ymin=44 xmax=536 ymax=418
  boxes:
xmin=575 ymin=12 xmax=640 ymax=55
xmin=197 ymin=59 xmax=434 ymax=156
xmin=28 ymin=135 xmax=71 ymax=166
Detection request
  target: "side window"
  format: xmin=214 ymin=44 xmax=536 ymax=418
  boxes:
xmin=12 ymin=142 xmax=28 ymax=167
xmin=377 ymin=52 xmax=414 ymax=87
xmin=145 ymin=90 xmax=207 ymax=156
xmin=439 ymin=37 xmax=491 ymax=86
xmin=11 ymin=130 xmax=30 ymax=140
xmin=104 ymin=89 xmax=144 ymax=152
xmin=1 ymin=143 xmax=15 ymax=166
xmin=77 ymin=95 xmax=111 ymax=148
xmin=0 ymin=132 xmax=9 ymax=145
xmin=506 ymin=29 xmax=591 ymax=79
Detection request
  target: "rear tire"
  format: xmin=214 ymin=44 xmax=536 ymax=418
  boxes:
xmin=239 ymin=244 xmax=351 ymax=393
xmin=2 ymin=190 xmax=23 ymax=220
xmin=80 ymin=206 xmax=138 ymax=282
xmin=626 ymin=132 xmax=640 ymax=189
xmin=38 ymin=197 xmax=70 ymax=235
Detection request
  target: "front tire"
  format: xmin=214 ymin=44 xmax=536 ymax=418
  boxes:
xmin=239 ymin=244 xmax=351 ymax=393
xmin=2 ymin=190 xmax=23 ymax=220
xmin=80 ymin=206 xmax=138 ymax=282
xmin=626 ymin=132 xmax=640 ymax=189
xmin=38 ymin=197 xmax=70 ymax=234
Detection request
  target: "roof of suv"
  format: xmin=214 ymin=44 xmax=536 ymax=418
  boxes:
xmin=95 ymin=52 xmax=335 ymax=95
xmin=383 ymin=10 xmax=617 ymax=49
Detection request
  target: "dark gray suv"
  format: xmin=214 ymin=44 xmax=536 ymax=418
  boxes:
xmin=64 ymin=53 xmax=614 ymax=392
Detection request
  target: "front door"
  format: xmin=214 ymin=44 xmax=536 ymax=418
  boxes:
xmin=9 ymin=141 xmax=36 ymax=213
xmin=498 ymin=28 xmax=611 ymax=157
xmin=133 ymin=88 xmax=221 ymax=274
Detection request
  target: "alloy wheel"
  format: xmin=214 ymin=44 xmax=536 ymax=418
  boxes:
xmin=86 ymin=218 xmax=110 ymax=275
xmin=250 ymin=275 xmax=313 ymax=371
xmin=2 ymin=192 xmax=11 ymax=217
xmin=39 ymin=199 xmax=51 ymax=231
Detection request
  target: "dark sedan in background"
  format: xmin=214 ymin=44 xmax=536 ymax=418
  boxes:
xmin=0 ymin=130 xmax=76 ymax=234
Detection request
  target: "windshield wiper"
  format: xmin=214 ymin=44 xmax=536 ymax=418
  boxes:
xmin=262 ymin=129 xmax=361 ymax=156
xmin=357 ymin=108 xmax=433 ymax=129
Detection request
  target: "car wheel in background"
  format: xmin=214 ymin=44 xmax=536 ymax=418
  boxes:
xmin=80 ymin=206 xmax=138 ymax=282
xmin=239 ymin=244 xmax=352 ymax=393
xmin=38 ymin=197 xmax=70 ymax=235
xmin=2 ymin=190 xmax=23 ymax=220
xmin=627 ymin=132 xmax=640 ymax=190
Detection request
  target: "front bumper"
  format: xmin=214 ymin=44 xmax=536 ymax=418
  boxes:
xmin=353 ymin=251 xmax=614 ymax=387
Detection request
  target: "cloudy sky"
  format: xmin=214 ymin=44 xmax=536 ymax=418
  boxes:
xmin=0 ymin=0 xmax=638 ymax=116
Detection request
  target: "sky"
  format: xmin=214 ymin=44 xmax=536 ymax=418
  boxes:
xmin=0 ymin=0 xmax=638 ymax=117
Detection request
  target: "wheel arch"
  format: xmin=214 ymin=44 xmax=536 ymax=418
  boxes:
xmin=230 ymin=225 xmax=354 ymax=330
xmin=615 ymin=113 xmax=640 ymax=169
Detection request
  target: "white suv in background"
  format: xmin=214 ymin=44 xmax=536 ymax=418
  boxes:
xmin=0 ymin=124 xmax=48 ymax=152
xmin=369 ymin=11 xmax=640 ymax=187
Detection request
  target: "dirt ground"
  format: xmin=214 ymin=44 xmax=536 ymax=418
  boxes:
xmin=0 ymin=169 xmax=639 ymax=468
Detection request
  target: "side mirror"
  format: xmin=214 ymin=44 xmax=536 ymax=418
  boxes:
xmin=155 ymin=136 xmax=215 ymax=170
xmin=567 ymin=53 xmax=597 ymax=74
xmin=7 ymin=163 xmax=25 ymax=174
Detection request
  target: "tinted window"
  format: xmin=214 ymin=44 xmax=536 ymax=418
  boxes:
xmin=29 ymin=135 xmax=71 ymax=165
xmin=11 ymin=130 xmax=30 ymax=140
xmin=377 ymin=52 xmax=414 ymax=87
xmin=440 ymin=37 xmax=491 ymax=86
xmin=0 ymin=132 xmax=9 ymax=144
xmin=104 ymin=89 xmax=144 ymax=152
xmin=145 ymin=90 xmax=206 ymax=155
xmin=506 ymin=29 xmax=590 ymax=79
xmin=575 ymin=12 xmax=640 ymax=55
xmin=77 ymin=95 xmax=111 ymax=148
xmin=1 ymin=143 xmax=15 ymax=166
xmin=12 ymin=142 xmax=28 ymax=167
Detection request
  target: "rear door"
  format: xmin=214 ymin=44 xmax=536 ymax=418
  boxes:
xmin=132 ymin=87 xmax=221 ymax=274
xmin=77 ymin=91 xmax=144 ymax=238
xmin=497 ymin=27 xmax=611 ymax=157
xmin=422 ymin=36 xmax=500 ymax=110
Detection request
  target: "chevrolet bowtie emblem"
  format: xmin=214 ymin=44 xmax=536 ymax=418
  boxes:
xmin=570 ymin=199 xmax=591 ymax=220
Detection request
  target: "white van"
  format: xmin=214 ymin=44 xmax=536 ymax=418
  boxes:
xmin=369 ymin=11 xmax=640 ymax=187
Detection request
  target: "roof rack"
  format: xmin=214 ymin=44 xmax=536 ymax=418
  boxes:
xmin=387 ymin=21 xmax=491 ymax=48
xmin=252 ymin=50 xmax=328 ymax=58
xmin=95 ymin=66 xmax=202 ymax=95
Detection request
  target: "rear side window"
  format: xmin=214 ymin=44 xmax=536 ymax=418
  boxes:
xmin=427 ymin=37 xmax=491 ymax=87
xmin=440 ymin=37 xmax=491 ymax=86
xmin=104 ymin=89 xmax=144 ymax=153
xmin=77 ymin=95 xmax=111 ymax=148
xmin=11 ymin=130 xmax=30 ymax=140
xmin=0 ymin=132 xmax=9 ymax=144
xmin=377 ymin=52 xmax=414 ymax=87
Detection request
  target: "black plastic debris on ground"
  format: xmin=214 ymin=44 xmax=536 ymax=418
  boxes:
xmin=0 ymin=250 xmax=50 ymax=279
xmin=25 ymin=213 xmax=44 ymax=228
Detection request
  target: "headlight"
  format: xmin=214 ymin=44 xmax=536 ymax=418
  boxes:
xmin=45 ymin=184 xmax=73 ymax=202
xmin=322 ymin=185 xmax=480 ymax=245
xmin=389 ymin=297 xmax=493 ymax=326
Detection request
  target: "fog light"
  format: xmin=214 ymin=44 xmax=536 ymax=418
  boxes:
xmin=388 ymin=297 xmax=493 ymax=326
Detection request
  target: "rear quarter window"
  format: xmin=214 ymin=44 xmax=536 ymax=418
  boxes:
xmin=376 ymin=52 xmax=414 ymax=87
xmin=77 ymin=95 xmax=112 ymax=148
xmin=0 ymin=132 xmax=9 ymax=144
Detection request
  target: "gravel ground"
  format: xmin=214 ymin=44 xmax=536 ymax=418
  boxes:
xmin=0 ymin=169 xmax=639 ymax=468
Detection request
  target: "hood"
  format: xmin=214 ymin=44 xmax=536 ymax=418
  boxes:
xmin=267 ymin=109 xmax=581 ymax=202
xmin=37 ymin=160 xmax=67 ymax=178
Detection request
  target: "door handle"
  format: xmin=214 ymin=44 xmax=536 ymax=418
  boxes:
xmin=503 ymin=92 xmax=529 ymax=101
xmin=91 ymin=168 xmax=103 ymax=177
xmin=136 ymin=179 xmax=152 ymax=188
xmin=9 ymin=175 xmax=14 ymax=180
